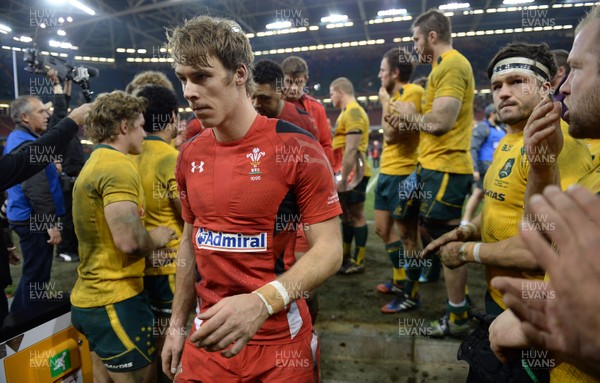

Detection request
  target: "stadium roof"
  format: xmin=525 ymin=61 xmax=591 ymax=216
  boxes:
xmin=0 ymin=0 xmax=595 ymax=61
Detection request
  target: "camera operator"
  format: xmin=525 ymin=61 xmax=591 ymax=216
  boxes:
xmin=46 ymin=69 xmax=85 ymax=262
xmin=0 ymin=103 xmax=90 ymax=327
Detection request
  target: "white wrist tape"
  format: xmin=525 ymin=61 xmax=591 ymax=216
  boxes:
xmin=269 ymin=280 xmax=290 ymax=306
xmin=473 ymin=242 xmax=482 ymax=263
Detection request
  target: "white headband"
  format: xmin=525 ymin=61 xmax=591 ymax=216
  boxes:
xmin=491 ymin=57 xmax=551 ymax=84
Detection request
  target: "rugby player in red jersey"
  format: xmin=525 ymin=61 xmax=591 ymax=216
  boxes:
xmin=162 ymin=15 xmax=342 ymax=383
xmin=282 ymin=56 xmax=334 ymax=166
xmin=252 ymin=59 xmax=319 ymax=139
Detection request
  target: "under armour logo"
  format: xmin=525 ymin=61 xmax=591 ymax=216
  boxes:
xmin=191 ymin=161 xmax=204 ymax=173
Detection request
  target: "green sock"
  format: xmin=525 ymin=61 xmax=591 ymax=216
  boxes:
xmin=405 ymin=249 xmax=421 ymax=298
xmin=448 ymin=301 xmax=469 ymax=325
xmin=342 ymin=222 xmax=354 ymax=258
xmin=353 ymin=225 xmax=368 ymax=265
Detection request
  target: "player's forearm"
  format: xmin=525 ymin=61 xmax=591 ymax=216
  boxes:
xmin=420 ymin=112 xmax=454 ymax=136
xmin=381 ymin=106 xmax=400 ymax=145
xmin=463 ymin=236 xmax=540 ymax=270
xmin=341 ymin=147 xmax=358 ymax=182
xmin=130 ymin=224 xmax=157 ymax=258
xmin=169 ymin=237 xmax=196 ymax=330
xmin=277 ymin=228 xmax=342 ymax=301
xmin=524 ymin=164 xmax=559 ymax=222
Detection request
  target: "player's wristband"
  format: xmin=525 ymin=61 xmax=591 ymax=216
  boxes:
xmin=252 ymin=280 xmax=289 ymax=316
xmin=459 ymin=223 xmax=477 ymax=239
xmin=473 ymin=242 xmax=483 ymax=263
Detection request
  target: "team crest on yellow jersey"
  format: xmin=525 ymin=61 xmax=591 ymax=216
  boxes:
xmin=499 ymin=158 xmax=515 ymax=179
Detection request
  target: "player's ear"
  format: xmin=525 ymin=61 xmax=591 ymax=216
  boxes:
xmin=428 ymin=30 xmax=437 ymax=44
xmin=235 ymin=64 xmax=248 ymax=87
xmin=118 ymin=119 xmax=128 ymax=135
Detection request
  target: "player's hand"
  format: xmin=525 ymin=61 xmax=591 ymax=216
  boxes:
xmin=489 ymin=308 xmax=531 ymax=363
xmin=491 ymin=276 xmax=566 ymax=358
xmin=438 ymin=242 xmax=466 ymax=269
xmin=67 ymin=103 xmax=93 ymax=126
xmin=490 ymin=185 xmax=600 ymax=365
xmin=384 ymin=113 xmax=400 ymax=130
xmin=7 ymin=247 xmax=20 ymax=265
xmin=190 ymin=293 xmax=270 ymax=358
xmin=47 ymin=227 xmax=62 ymax=245
xmin=337 ymin=179 xmax=349 ymax=193
xmin=389 ymin=100 xmax=417 ymax=117
xmin=523 ymin=97 xmax=563 ymax=171
xmin=421 ymin=224 xmax=478 ymax=258
xmin=149 ymin=226 xmax=178 ymax=249
xmin=378 ymin=86 xmax=390 ymax=105
xmin=162 ymin=325 xmax=187 ymax=380
xmin=473 ymin=171 xmax=480 ymax=182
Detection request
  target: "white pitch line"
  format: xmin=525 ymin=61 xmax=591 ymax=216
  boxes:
xmin=366 ymin=171 xmax=379 ymax=193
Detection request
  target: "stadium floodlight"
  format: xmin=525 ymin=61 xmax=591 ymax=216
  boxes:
xmin=439 ymin=2 xmax=470 ymax=10
xmin=13 ymin=36 xmax=33 ymax=42
xmin=503 ymin=0 xmax=534 ymax=4
xmin=69 ymin=0 xmax=96 ymax=15
xmin=57 ymin=29 xmax=66 ymax=36
xmin=377 ymin=9 xmax=408 ymax=17
xmin=266 ymin=21 xmax=292 ymax=29
xmin=321 ymin=15 xmax=348 ymax=23
xmin=0 ymin=23 xmax=12 ymax=34
xmin=49 ymin=39 xmax=78 ymax=50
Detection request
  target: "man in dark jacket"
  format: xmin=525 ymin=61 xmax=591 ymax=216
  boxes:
xmin=0 ymin=102 xmax=90 ymax=326
xmin=47 ymin=75 xmax=86 ymax=262
xmin=4 ymin=95 xmax=65 ymax=313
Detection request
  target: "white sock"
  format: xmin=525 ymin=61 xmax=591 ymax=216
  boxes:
xmin=448 ymin=299 xmax=467 ymax=308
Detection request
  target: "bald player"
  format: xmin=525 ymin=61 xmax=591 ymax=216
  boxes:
xmin=330 ymin=77 xmax=371 ymax=275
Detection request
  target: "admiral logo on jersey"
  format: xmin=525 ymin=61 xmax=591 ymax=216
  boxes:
xmin=195 ymin=228 xmax=267 ymax=252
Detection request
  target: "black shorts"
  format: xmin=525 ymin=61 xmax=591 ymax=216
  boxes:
xmin=340 ymin=176 xmax=370 ymax=206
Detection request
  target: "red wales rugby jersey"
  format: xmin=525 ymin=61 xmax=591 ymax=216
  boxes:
xmin=176 ymin=114 xmax=341 ymax=344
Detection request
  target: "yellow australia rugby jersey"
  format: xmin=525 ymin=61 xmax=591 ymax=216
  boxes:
xmin=132 ymin=136 xmax=183 ymax=276
xmin=331 ymin=100 xmax=371 ymax=177
xmin=380 ymin=83 xmax=424 ymax=176
xmin=482 ymin=125 xmax=591 ymax=309
xmin=71 ymin=145 xmax=146 ymax=307
xmin=418 ymin=49 xmax=475 ymax=174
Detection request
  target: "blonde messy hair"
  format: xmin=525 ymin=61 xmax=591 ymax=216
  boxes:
xmin=125 ymin=70 xmax=175 ymax=94
xmin=85 ymin=91 xmax=147 ymax=144
xmin=165 ymin=15 xmax=255 ymax=95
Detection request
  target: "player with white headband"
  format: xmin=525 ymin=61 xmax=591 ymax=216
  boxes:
xmin=421 ymin=42 xmax=591 ymax=355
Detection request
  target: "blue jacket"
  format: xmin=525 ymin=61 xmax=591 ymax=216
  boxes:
xmin=470 ymin=120 xmax=506 ymax=173
xmin=4 ymin=125 xmax=65 ymax=223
